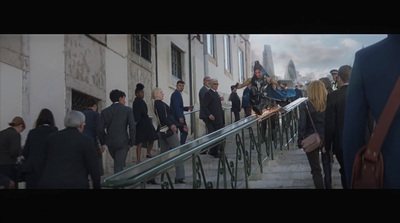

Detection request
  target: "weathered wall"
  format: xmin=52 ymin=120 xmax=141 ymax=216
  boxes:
xmin=64 ymin=35 xmax=106 ymax=110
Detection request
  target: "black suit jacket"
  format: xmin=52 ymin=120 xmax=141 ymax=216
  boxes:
xmin=154 ymin=100 xmax=181 ymax=129
xmin=325 ymin=85 xmax=348 ymax=154
xmin=229 ymin=92 xmax=241 ymax=112
xmin=0 ymin=127 xmax=22 ymax=165
xmin=97 ymin=102 xmax=136 ymax=147
xmin=199 ymin=86 xmax=210 ymax=120
xmin=201 ymin=89 xmax=225 ymax=125
xmin=37 ymin=128 xmax=101 ymax=189
xmin=82 ymin=109 xmax=100 ymax=141
xmin=298 ymin=100 xmax=325 ymax=148
xmin=22 ymin=125 xmax=58 ymax=188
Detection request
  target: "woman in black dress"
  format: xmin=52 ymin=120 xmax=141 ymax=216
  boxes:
xmin=132 ymin=83 xmax=158 ymax=164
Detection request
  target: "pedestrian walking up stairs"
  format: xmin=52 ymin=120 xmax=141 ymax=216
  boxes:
xmin=137 ymin=134 xmax=342 ymax=189
xmin=101 ymin=98 xmax=343 ymax=189
xmin=247 ymin=139 xmax=343 ymax=189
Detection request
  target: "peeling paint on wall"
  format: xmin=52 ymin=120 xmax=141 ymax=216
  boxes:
xmin=64 ymin=35 xmax=106 ymax=110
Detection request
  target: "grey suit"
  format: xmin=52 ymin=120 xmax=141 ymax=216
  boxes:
xmin=98 ymin=102 xmax=136 ymax=173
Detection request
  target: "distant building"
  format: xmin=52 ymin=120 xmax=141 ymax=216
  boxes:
xmin=262 ymin=45 xmax=275 ymax=78
xmin=285 ymin=59 xmax=298 ymax=80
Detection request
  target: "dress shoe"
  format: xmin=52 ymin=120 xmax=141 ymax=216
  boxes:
xmin=175 ymin=179 xmax=186 ymax=184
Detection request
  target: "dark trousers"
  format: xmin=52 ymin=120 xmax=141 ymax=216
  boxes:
xmin=321 ymin=150 xmax=332 ymax=189
xmin=244 ymin=107 xmax=252 ymax=117
xmin=334 ymin=150 xmax=347 ymax=189
xmin=107 ymin=144 xmax=130 ymax=174
xmin=25 ymin=171 xmax=40 ymax=189
xmin=305 ymin=147 xmax=324 ymax=189
xmin=178 ymin=126 xmax=188 ymax=145
xmin=0 ymin=164 xmax=18 ymax=188
xmin=206 ymin=121 xmax=224 ymax=156
xmin=232 ymin=111 xmax=240 ymax=122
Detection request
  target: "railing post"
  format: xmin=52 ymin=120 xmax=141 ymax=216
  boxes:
xmin=192 ymin=154 xmax=198 ymax=189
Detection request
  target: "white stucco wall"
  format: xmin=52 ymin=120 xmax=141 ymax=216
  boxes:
xmin=0 ymin=63 xmax=23 ymax=132
xmin=29 ymin=34 xmax=66 ymax=131
xmin=105 ymin=37 xmax=129 ymax=107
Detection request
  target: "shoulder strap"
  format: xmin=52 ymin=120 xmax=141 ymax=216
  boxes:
xmin=153 ymin=100 xmax=169 ymax=126
xmin=153 ymin=100 xmax=161 ymax=127
xmin=305 ymin=101 xmax=318 ymax=134
xmin=365 ymin=75 xmax=400 ymax=162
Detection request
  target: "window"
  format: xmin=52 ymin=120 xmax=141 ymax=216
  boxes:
xmin=238 ymin=48 xmax=244 ymax=82
xmin=171 ymin=44 xmax=183 ymax=80
xmin=207 ymin=34 xmax=215 ymax=57
xmin=131 ymin=34 xmax=152 ymax=62
xmin=71 ymin=89 xmax=99 ymax=112
xmin=224 ymin=35 xmax=231 ymax=73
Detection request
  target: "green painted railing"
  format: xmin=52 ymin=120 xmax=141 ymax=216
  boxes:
xmin=101 ymin=97 xmax=307 ymax=189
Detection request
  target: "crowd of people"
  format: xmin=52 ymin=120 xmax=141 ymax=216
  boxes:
xmin=297 ymin=35 xmax=400 ymax=189
xmin=0 ymin=75 xmax=235 ymax=188
xmin=1 ymin=35 xmax=398 ymax=189
xmin=0 ymin=61 xmax=320 ymax=190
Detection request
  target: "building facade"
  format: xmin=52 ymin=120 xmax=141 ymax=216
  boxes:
xmin=0 ymin=34 xmax=251 ymax=176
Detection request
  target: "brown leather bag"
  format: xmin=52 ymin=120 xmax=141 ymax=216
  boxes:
xmin=301 ymin=101 xmax=322 ymax=153
xmin=351 ymin=75 xmax=400 ymax=189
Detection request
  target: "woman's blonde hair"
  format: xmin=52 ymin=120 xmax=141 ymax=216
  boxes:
xmin=151 ymin=87 xmax=162 ymax=100
xmin=150 ymin=87 xmax=163 ymax=119
xmin=307 ymin=80 xmax=327 ymax=112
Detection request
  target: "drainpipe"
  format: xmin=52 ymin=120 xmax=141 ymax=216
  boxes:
xmin=244 ymin=36 xmax=248 ymax=80
xmin=202 ymin=34 xmax=209 ymax=77
xmin=155 ymin=34 xmax=158 ymax=87
xmin=188 ymin=34 xmax=194 ymax=134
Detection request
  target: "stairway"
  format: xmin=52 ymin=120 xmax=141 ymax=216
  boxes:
xmin=102 ymin=121 xmax=344 ymax=189
xmin=248 ymin=144 xmax=343 ymax=189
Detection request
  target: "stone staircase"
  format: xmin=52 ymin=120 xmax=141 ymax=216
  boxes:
xmin=248 ymin=146 xmax=343 ymax=189
xmin=113 ymin=127 xmax=343 ymax=189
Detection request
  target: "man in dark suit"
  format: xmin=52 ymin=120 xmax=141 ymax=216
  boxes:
xmin=199 ymin=76 xmax=211 ymax=129
xmin=37 ymin=111 xmax=100 ymax=189
xmin=343 ymin=35 xmax=400 ymax=188
xmin=201 ymin=78 xmax=225 ymax=157
xmin=98 ymin=89 xmax=136 ymax=174
xmin=82 ymin=98 xmax=103 ymax=176
xmin=170 ymin=80 xmax=193 ymax=145
xmin=324 ymin=65 xmax=351 ymax=189
xmin=229 ymin=85 xmax=241 ymax=122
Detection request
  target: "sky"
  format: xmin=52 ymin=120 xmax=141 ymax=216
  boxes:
xmin=249 ymin=34 xmax=387 ymax=81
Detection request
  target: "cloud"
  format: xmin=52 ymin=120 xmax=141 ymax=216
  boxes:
xmin=340 ymin=37 xmax=359 ymax=49
xmin=250 ymin=35 xmax=367 ymax=80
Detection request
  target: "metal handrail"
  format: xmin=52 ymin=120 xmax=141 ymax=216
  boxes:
xmin=102 ymin=97 xmax=307 ymax=188
xmin=184 ymin=106 xmax=232 ymax=115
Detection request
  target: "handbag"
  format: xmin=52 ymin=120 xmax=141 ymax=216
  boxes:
xmin=351 ymin=75 xmax=400 ymax=189
xmin=154 ymin=102 xmax=174 ymax=139
xmin=301 ymin=101 xmax=322 ymax=153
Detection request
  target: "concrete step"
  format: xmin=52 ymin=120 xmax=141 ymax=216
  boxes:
xmin=247 ymin=143 xmax=344 ymax=189
xmin=105 ymin=128 xmax=346 ymax=189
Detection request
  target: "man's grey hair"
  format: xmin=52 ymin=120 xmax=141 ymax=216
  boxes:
xmin=209 ymin=78 xmax=218 ymax=86
xmin=64 ymin=110 xmax=85 ymax=128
